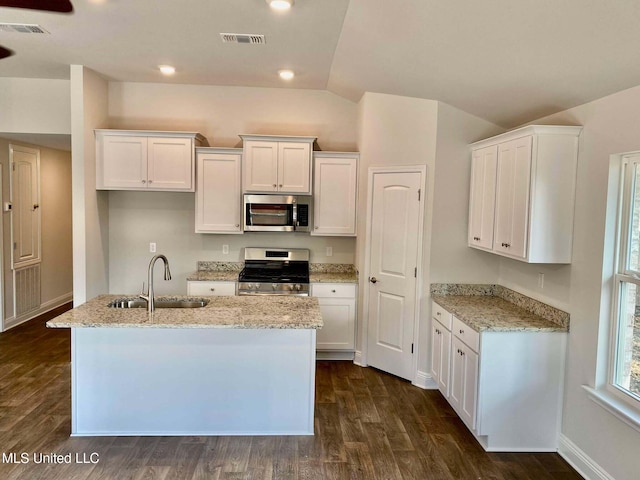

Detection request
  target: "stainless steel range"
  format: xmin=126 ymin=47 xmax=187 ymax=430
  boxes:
xmin=237 ymin=247 xmax=310 ymax=296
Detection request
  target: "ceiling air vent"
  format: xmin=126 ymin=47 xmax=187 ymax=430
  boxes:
xmin=0 ymin=23 xmax=50 ymax=34
xmin=220 ymin=33 xmax=265 ymax=45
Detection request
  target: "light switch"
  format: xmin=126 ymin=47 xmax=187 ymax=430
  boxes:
xmin=222 ymin=244 xmax=229 ymax=255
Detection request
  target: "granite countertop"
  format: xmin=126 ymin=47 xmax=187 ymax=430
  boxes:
xmin=186 ymin=261 xmax=358 ymax=284
xmin=431 ymin=283 xmax=570 ymax=333
xmin=46 ymin=294 xmax=323 ymax=330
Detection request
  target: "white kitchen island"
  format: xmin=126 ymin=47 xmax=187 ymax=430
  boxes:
xmin=46 ymin=295 xmax=322 ymax=437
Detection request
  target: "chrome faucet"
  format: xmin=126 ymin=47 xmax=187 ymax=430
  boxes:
xmin=140 ymin=254 xmax=172 ymax=312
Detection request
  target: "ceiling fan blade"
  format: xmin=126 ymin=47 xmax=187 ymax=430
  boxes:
xmin=0 ymin=45 xmax=15 ymax=59
xmin=0 ymin=1 xmax=73 ymax=13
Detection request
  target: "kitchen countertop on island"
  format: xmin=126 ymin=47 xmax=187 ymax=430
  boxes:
xmin=46 ymin=294 xmax=323 ymax=329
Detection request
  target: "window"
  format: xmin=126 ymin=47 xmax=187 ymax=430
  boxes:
xmin=612 ymin=154 xmax=640 ymax=404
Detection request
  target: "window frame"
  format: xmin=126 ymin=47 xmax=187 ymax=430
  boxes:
xmin=609 ymin=153 xmax=640 ymax=408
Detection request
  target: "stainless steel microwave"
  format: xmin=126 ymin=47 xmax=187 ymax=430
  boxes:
xmin=243 ymin=194 xmax=312 ymax=232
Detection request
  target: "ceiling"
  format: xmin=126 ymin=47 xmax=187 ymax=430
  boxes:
xmin=2 ymin=0 xmax=640 ymax=128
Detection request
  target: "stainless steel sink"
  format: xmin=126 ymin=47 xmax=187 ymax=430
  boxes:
xmin=108 ymin=298 xmax=210 ymax=309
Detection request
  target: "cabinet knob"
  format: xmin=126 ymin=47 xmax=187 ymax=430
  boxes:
xmin=459 ymin=329 xmax=464 ymax=334
xmin=210 ymin=288 xmax=215 ymax=292
xmin=436 ymin=311 xmax=441 ymax=316
xmin=315 ymin=226 xmax=319 ymax=230
xmin=331 ymin=289 xmax=336 ymax=293
xmin=273 ymin=184 xmax=277 ymax=188
xmin=235 ymin=224 xmax=240 ymax=228
xmin=148 ymin=179 xmax=153 ymax=183
xmin=141 ymin=180 xmax=146 ymax=184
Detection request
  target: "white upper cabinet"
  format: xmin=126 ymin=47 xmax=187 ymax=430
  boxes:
xmin=312 ymin=152 xmax=358 ymax=236
xmin=240 ymin=135 xmax=315 ymax=194
xmin=469 ymin=125 xmax=582 ymax=263
xmin=96 ymin=130 xmax=206 ymax=192
xmin=195 ymin=148 xmax=243 ymax=234
xmin=468 ymin=145 xmax=497 ymax=251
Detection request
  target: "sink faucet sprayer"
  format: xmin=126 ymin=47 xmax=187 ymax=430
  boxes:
xmin=140 ymin=254 xmax=172 ymax=312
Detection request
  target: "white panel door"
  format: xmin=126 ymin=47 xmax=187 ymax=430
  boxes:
xmin=278 ymin=142 xmax=311 ymax=193
xmin=101 ymin=135 xmax=147 ymax=189
xmin=367 ymin=171 xmax=422 ymax=380
xmin=148 ymin=137 xmax=193 ymax=190
xmin=10 ymin=145 xmax=40 ymax=267
xmin=244 ymin=141 xmax=279 ymax=192
xmin=195 ymin=152 xmax=242 ymax=233
xmin=494 ymin=136 xmax=532 ymax=258
xmin=468 ymin=145 xmax=497 ymax=250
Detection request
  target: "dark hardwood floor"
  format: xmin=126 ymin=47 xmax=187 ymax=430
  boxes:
xmin=0 ymin=306 xmax=583 ymax=480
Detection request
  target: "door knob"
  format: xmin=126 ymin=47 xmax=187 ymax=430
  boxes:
xmin=369 ymin=276 xmax=378 ymax=284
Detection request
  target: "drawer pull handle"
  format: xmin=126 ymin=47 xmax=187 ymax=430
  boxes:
xmin=210 ymin=288 xmax=215 ymax=291
xmin=331 ymin=289 xmax=336 ymax=293
xmin=436 ymin=311 xmax=441 ymax=316
xmin=459 ymin=329 xmax=464 ymax=334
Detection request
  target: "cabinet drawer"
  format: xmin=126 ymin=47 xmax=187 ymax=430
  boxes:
xmin=452 ymin=316 xmax=479 ymax=352
xmin=187 ymin=281 xmax=236 ymax=296
xmin=311 ymin=283 xmax=356 ymax=298
xmin=432 ymin=301 xmax=453 ymax=330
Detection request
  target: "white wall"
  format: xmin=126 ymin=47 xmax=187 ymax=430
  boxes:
xmin=108 ymin=191 xmax=356 ymax=295
xmin=355 ymin=92 xmax=439 ymax=375
xmin=70 ymin=66 xmax=110 ymax=305
xmin=0 ymin=78 xmax=71 ymax=135
xmin=108 ymin=82 xmax=358 ymax=151
xmin=496 ymin=85 xmax=640 ymax=480
xmin=104 ymin=82 xmax=359 ymax=293
xmin=430 ymin=102 xmax=503 ymax=284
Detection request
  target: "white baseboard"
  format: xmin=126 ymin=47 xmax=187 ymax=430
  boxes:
xmin=558 ymin=434 xmax=615 ymax=480
xmin=353 ymin=350 xmax=366 ymax=367
xmin=316 ymin=351 xmax=355 ymax=361
xmin=413 ymin=370 xmax=437 ymax=389
xmin=3 ymin=292 xmax=72 ymax=331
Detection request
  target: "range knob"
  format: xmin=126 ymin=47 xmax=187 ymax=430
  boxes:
xmin=272 ymin=283 xmax=278 ymax=290
xmin=294 ymin=284 xmax=301 ymax=291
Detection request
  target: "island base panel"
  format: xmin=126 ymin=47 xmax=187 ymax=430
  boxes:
xmin=71 ymin=328 xmax=316 ymax=436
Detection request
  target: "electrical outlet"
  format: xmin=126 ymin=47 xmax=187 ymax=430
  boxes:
xmin=538 ymin=273 xmax=544 ymax=289
xmin=222 ymin=244 xmax=229 ymax=255
xmin=326 ymin=246 xmax=333 ymax=257
xmin=150 ymin=242 xmax=156 ymax=253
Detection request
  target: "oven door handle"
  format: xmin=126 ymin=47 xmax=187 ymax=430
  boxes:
xmin=293 ymin=203 xmax=299 ymax=229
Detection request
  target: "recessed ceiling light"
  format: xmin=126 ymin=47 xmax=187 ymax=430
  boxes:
xmin=278 ymin=69 xmax=295 ymax=81
xmin=158 ymin=65 xmax=175 ymax=75
xmin=266 ymin=0 xmax=294 ymax=11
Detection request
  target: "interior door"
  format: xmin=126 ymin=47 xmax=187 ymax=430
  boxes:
xmin=10 ymin=145 xmax=40 ymax=267
xmin=366 ymin=171 xmax=422 ymax=380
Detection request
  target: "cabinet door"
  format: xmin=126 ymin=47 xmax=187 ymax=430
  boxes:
xmin=431 ymin=321 xmax=451 ymax=397
xmin=196 ymin=152 xmax=242 ymax=233
xmin=468 ymin=145 xmax=497 ymax=250
xmin=101 ymin=135 xmax=148 ymax=189
xmin=278 ymin=142 xmax=311 ymax=193
xmin=494 ymin=136 xmax=532 ymax=259
xmin=451 ymin=336 xmax=478 ymax=430
xmin=315 ymin=297 xmax=356 ymax=350
xmin=312 ymin=156 xmax=357 ymax=236
xmin=244 ymin=141 xmax=279 ymax=192
xmin=187 ymin=281 xmax=237 ymax=296
xmin=148 ymin=137 xmax=194 ymax=191
xmin=312 ymin=284 xmax=356 ymax=351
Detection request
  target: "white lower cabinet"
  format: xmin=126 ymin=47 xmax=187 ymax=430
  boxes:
xmin=431 ymin=300 xmax=566 ymax=451
xmin=430 ymin=303 xmax=452 ymax=397
xmin=187 ymin=281 xmax=237 ymax=296
xmin=311 ymin=283 xmax=356 ymax=355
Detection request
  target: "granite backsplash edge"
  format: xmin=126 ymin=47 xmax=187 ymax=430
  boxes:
xmin=430 ymin=283 xmax=569 ymax=329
